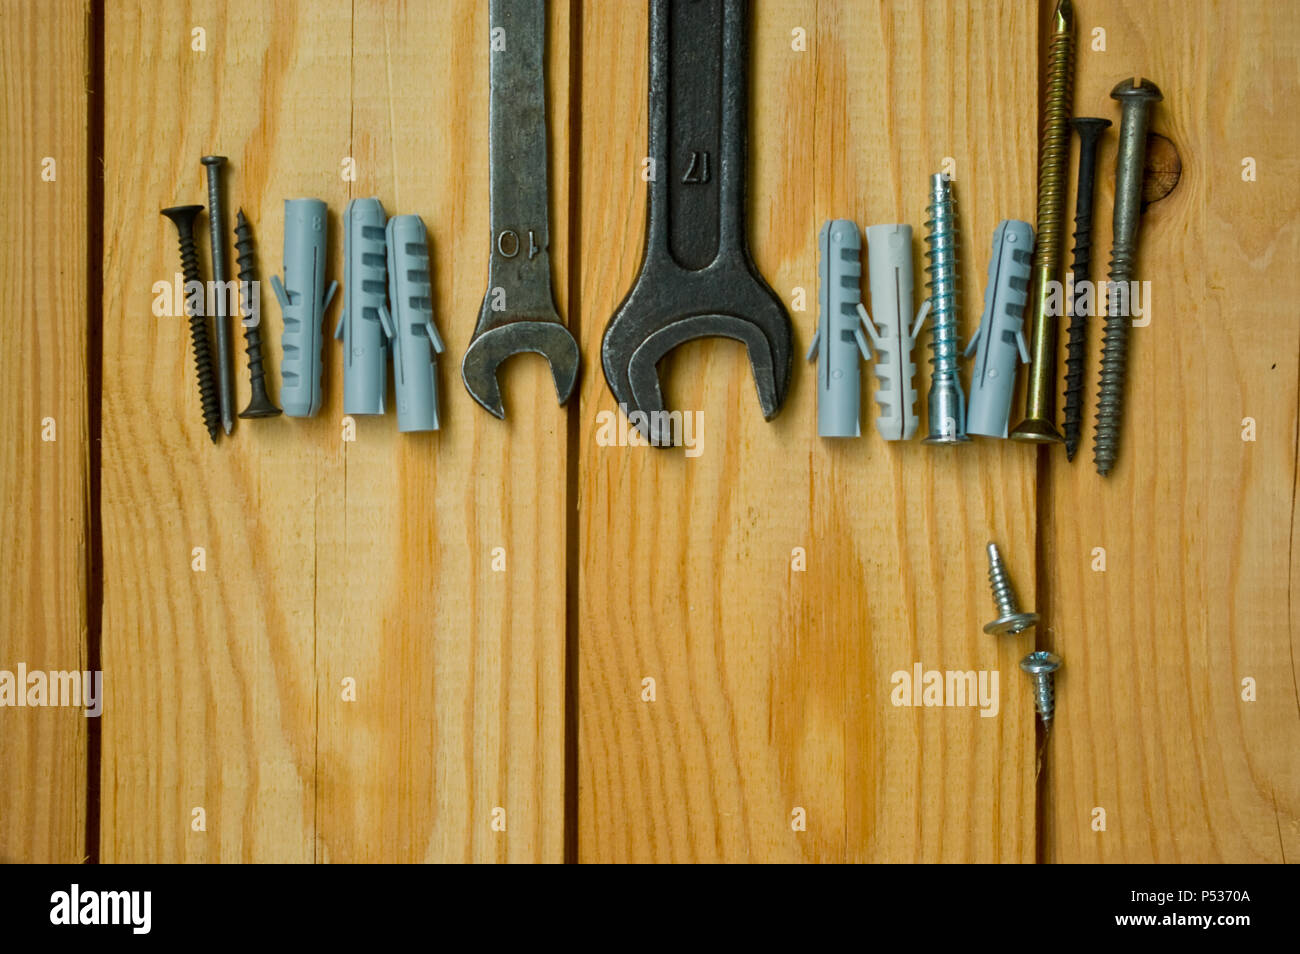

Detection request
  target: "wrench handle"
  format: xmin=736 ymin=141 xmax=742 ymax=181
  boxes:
xmin=646 ymin=0 xmax=747 ymax=271
xmin=485 ymin=0 xmax=556 ymax=320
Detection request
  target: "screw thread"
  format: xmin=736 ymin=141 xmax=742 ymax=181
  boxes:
xmin=1032 ymin=673 xmax=1056 ymax=722
xmin=1094 ymin=253 xmax=1134 ymax=476
xmin=986 ymin=543 xmax=1021 ymax=618
xmin=174 ymin=230 xmax=221 ymax=442
xmin=924 ymin=175 xmax=960 ymax=382
xmin=233 ymin=209 xmax=279 ymax=417
xmin=1063 ymin=122 xmax=1107 ymax=461
xmin=1032 ymin=26 xmax=1074 ymax=276
xmin=1010 ymin=1 xmax=1074 ymax=441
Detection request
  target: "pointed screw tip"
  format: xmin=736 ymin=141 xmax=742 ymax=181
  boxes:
xmin=1054 ymin=0 xmax=1074 ymax=30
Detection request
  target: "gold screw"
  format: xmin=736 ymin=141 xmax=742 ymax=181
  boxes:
xmin=1010 ymin=0 xmax=1075 ymax=444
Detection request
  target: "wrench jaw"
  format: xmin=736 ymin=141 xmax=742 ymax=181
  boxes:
xmin=603 ymin=293 xmax=793 ymax=448
xmin=460 ymin=316 xmax=580 ymax=420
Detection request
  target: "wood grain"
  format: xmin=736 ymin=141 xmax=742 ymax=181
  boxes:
xmin=576 ymin=0 xmax=1039 ymax=862
xmin=0 ymin=0 xmax=90 ymax=864
xmin=10 ymin=0 xmax=1297 ymax=865
xmin=1043 ymin=0 xmax=1300 ymax=862
xmin=99 ymin=0 xmax=567 ymax=862
xmin=313 ymin=0 xmax=568 ymax=864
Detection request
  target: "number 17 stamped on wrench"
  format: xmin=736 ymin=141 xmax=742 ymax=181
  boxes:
xmin=462 ymin=0 xmax=580 ymax=419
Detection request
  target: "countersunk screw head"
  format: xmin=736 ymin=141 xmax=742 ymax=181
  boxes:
xmin=1019 ymin=650 xmax=1062 ymax=675
xmin=1110 ymin=76 xmax=1163 ymax=105
xmin=160 ymin=204 xmax=203 ymax=231
xmin=1007 ymin=417 xmax=1063 ymax=445
xmin=1071 ymin=116 xmax=1113 ymax=138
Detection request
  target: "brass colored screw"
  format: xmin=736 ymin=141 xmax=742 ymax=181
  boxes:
xmin=1010 ymin=0 xmax=1074 ymax=444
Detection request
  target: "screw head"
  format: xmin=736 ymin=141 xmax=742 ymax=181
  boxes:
xmin=200 ymin=155 xmax=228 ymax=167
xmin=238 ymin=397 xmax=282 ymax=419
xmin=1072 ymin=116 xmax=1113 ymax=139
xmin=921 ymin=433 xmax=972 ymax=445
xmin=1110 ymin=77 xmax=1163 ymax=105
xmin=984 ymin=612 xmax=1040 ymax=637
xmin=1020 ymin=650 xmax=1062 ymax=675
xmin=161 ymin=204 xmax=204 ymax=230
xmin=1009 ymin=417 xmax=1065 ymax=444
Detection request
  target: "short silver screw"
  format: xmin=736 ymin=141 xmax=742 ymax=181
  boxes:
xmin=1020 ymin=651 xmax=1063 ymax=724
xmin=982 ymin=542 xmax=1039 ymax=635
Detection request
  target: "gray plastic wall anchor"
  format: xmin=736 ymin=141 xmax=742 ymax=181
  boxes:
xmin=807 ymin=220 xmax=869 ymax=437
xmin=859 ymin=225 xmax=928 ymax=441
xmin=271 ymin=199 xmax=337 ymax=418
xmin=337 ymin=198 xmax=393 ymax=416
xmin=386 ymin=214 xmax=446 ymax=432
xmin=966 ymin=220 xmax=1034 ymax=438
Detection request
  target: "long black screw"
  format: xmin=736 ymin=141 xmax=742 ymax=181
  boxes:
xmin=201 ymin=155 xmax=236 ymax=435
xmin=161 ymin=205 xmax=221 ymax=443
xmin=1062 ymin=116 xmax=1111 ymax=461
xmin=234 ymin=209 xmax=281 ymax=418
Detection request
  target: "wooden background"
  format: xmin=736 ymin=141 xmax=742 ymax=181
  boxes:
xmin=1 ymin=0 xmax=1295 ymax=863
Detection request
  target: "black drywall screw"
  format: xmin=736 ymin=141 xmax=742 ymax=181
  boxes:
xmin=233 ymin=209 xmax=281 ymax=418
xmin=161 ymin=205 xmax=221 ymax=443
xmin=1062 ymin=117 xmax=1112 ymax=462
xmin=202 ymin=155 xmax=236 ymax=435
xmin=1094 ymin=78 xmax=1162 ymax=477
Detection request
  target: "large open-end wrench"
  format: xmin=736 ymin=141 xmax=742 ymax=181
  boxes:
xmin=601 ymin=0 xmax=792 ymax=447
xmin=462 ymin=0 xmax=580 ymax=419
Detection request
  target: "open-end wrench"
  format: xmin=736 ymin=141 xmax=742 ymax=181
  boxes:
xmin=462 ymin=0 xmax=579 ymax=419
xmin=601 ymin=0 xmax=792 ymax=447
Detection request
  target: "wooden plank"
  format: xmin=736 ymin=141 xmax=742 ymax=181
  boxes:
xmin=313 ymin=0 xmax=567 ymax=864
xmin=0 ymin=0 xmax=91 ymax=864
xmin=99 ymin=0 xmax=352 ymax=862
xmin=1043 ymin=0 xmax=1300 ymax=861
xmin=577 ymin=0 xmax=1038 ymax=862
